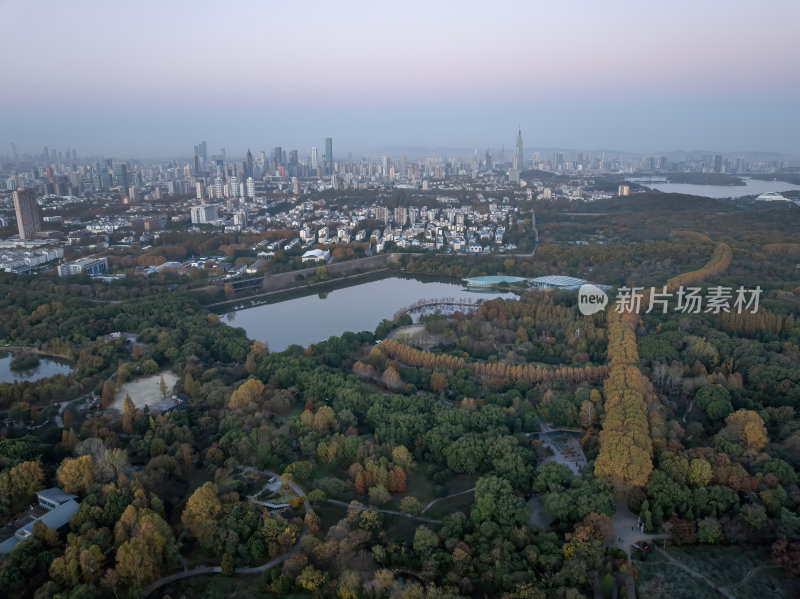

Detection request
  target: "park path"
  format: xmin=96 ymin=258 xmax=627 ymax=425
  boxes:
xmin=325 ymin=499 xmax=442 ymax=524
xmin=142 ymin=467 xmax=308 ymax=598
xmin=420 ymin=487 xmax=475 ymax=514
xmin=609 ymin=496 xmax=670 ymax=562
xmin=651 ymin=546 xmax=734 ymax=599
xmin=719 ymin=563 xmax=782 ymax=593
xmin=682 ymin=399 xmax=695 ymax=424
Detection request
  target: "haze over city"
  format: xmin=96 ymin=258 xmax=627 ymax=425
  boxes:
xmin=2 ymin=0 xmax=799 ymax=157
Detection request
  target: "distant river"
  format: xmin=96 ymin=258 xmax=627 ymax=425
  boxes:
xmin=0 ymin=351 xmax=73 ymax=384
xmin=626 ymin=177 xmax=800 ymax=199
xmin=224 ymin=275 xmax=517 ymax=352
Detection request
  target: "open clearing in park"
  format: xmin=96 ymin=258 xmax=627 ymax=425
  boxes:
xmin=111 ymin=371 xmax=179 ymax=411
xmin=636 ymin=544 xmax=799 ymax=598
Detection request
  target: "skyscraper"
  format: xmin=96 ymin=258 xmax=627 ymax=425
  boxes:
xmin=244 ymin=149 xmax=254 ymax=179
xmin=13 ymin=187 xmax=41 ymax=240
xmin=510 ymin=129 xmax=523 ymax=182
xmin=114 ymin=163 xmax=128 ymax=189
xmin=324 ymin=137 xmax=333 ymax=173
xmin=513 ymin=128 xmax=523 ymax=171
xmin=311 ymin=147 xmax=318 ymax=172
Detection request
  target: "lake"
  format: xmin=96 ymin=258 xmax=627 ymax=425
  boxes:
xmin=627 ymin=177 xmax=800 ymax=199
xmin=224 ymin=275 xmax=518 ymax=352
xmin=0 ymin=351 xmax=73 ymax=384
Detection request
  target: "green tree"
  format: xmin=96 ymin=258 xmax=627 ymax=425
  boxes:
xmin=471 ymin=475 xmax=528 ymax=527
xmin=695 ymin=385 xmax=733 ymax=421
xmin=221 ymin=553 xmax=234 ymax=576
xmin=413 ymin=525 xmax=439 ymax=555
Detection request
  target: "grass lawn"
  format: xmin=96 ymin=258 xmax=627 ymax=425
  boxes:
xmin=635 ymin=551 xmax=721 ymax=599
xmin=111 ymin=371 xmax=179 ymax=411
xmin=163 ymin=573 xmax=309 ymax=598
xmin=316 ymin=501 xmax=348 ymax=525
xmin=384 ymin=514 xmax=433 ymax=544
xmin=636 ymin=545 xmax=799 ymax=599
xmin=425 ymin=492 xmax=474 ymax=520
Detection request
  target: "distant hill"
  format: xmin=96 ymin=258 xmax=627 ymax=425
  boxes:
xmin=584 ymin=192 xmax=740 ymax=213
xmin=665 ymin=173 xmax=745 ymax=186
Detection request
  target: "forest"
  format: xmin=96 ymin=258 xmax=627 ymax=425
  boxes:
xmin=0 ymin=197 xmax=799 ymax=598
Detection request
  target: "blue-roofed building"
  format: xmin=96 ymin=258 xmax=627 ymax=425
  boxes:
xmin=15 ymin=500 xmax=80 ymax=542
xmin=36 ymin=487 xmax=78 ymax=511
xmin=529 ymin=275 xmax=588 ymax=290
xmin=1 ymin=494 xmax=81 ymax=553
xmin=463 ymin=275 xmax=529 ymax=288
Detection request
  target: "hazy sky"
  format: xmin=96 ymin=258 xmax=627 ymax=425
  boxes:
xmin=2 ymin=0 xmax=799 ymax=157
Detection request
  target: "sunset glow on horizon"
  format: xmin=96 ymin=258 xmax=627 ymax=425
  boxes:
xmin=2 ymin=0 xmax=799 ymax=156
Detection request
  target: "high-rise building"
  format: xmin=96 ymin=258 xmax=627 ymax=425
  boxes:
xmin=246 ymin=177 xmax=256 ymax=198
xmin=394 ymin=206 xmax=407 ymax=226
xmin=324 ymin=137 xmax=333 ymax=173
xmin=213 ymin=175 xmax=225 ymax=198
xmin=273 ymin=147 xmax=283 ymax=167
xmin=190 ymin=205 xmax=218 ymax=224
xmin=228 ymin=175 xmax=240 ymax=198
xmin=311 ymin=147 xmax=318 ymax=171
xmin=13 ymin=187 xmax=41 ymax=240
xmin=509 ymin=128 xmax=524 ymax=182
xmin=713 ymin=154 xmax=723 ymax=173
xmin=194 ymin=141 xmax=207 ymax=164
xmin=244 ymin=149 xmax=254 ymax=179
xmin=114 ymin=163 xmax=128 ymax=189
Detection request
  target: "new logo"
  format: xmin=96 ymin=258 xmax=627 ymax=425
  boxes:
xmin=578 ymin=284 xmax=608 ymax=315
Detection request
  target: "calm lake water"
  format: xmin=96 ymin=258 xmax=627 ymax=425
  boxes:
xmin=627 ymin=177 xmax=800 ymax=199
xmin=224 ymin=275 xmax=517 ymax=352
xmin=0 ymin=351 xmax=73 ymax=383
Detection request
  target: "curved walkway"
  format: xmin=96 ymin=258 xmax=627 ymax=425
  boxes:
xmin=142 ymin=467 xmax=309 ymax=598
xmin=719 ymin=564 xmax=782 ymax=593
xmin=420 ymin=487 xmax=475 ymax=514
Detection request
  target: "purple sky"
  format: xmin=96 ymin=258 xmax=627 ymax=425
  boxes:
xmin=2 ymin=0 xmax=799 ymax=157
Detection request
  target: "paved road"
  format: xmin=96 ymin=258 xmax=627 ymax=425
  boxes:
xmin=142 ymin=467 xmax=309 ymax=598
xmin=325 ymin=499 xmax=442 ymax=524
xmin=609 ymin=496 xmax=670 ymax=562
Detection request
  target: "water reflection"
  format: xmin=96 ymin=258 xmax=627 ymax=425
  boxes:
xmin=225 ymin=275 xmax=517 ymax=352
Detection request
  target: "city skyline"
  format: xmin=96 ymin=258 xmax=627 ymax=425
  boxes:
xmin=2 ymin=0 xmax=799 ymax=156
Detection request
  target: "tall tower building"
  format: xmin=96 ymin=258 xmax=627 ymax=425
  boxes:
xmin=324 ymin=137 xmax=333 ymax=173
xmin=13 ymin=187 xmax=41 ymax=240
xmin=114 ymin=163 xmax=129 ymax=189
xmin=311 ymin=147 xmax=318 ymax=171
xmin=510 ymin=128 xmax=524 ymax=182
xmin=513 ymin=128 xmax=524 ymax=171
xmin=244 ymin=149 xmax=254 ymax=179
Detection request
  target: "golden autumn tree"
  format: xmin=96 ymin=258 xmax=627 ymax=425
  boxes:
xmin=227 ymin=378 xmax=264 ymax=411
xmin=56 ymin=455 xmax=96 ymax=494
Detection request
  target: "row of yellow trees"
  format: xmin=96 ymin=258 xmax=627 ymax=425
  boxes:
xmin=379 ymin=338 xmax=607 ymax=386
xmin=596 ymin=236 xmax=734 ymax=487
xmin=665 ymin=242 xmax=732 ymax=291
xmin=720 ymin=310 xmax=795 ymax=335
xmin=593 ymin=315 xmax=654 ymax=487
